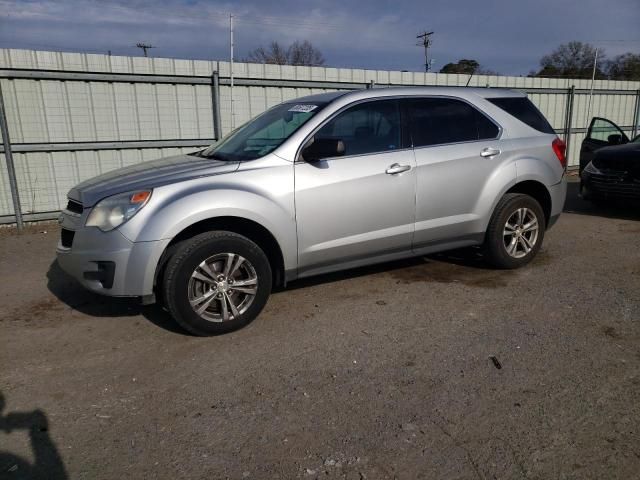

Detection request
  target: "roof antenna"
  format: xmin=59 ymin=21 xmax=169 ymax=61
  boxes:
xmin=465 ymin=66 xmax=476 ymax=87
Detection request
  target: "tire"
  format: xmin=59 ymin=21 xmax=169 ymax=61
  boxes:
xmin=484 ymin=193 xmax=546 ymax=269
xmin=162 ymin=231 xmax=272 ymax=336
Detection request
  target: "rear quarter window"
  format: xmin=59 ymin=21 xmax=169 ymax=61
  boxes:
xmin=488 ymin=97 xmax=555 ymax=134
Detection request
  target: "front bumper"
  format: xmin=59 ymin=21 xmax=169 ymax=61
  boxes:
xmin=56 ymin=212 xmax=169 ymax=297
xmin=581 ymin=169 xmax=640 ymax=200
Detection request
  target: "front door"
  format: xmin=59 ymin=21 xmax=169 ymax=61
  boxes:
xmin=294 ymin=99 xmax=416 ymax=277
xmin=579 ymin=117 xmax=629 ymax=172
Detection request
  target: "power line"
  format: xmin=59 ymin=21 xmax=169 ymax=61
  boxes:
xmin=588 ymin=39 xmax=640 ymax=43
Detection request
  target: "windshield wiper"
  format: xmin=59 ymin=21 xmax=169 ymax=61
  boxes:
xmin=202 ymin=151 xmax=233 ymax=161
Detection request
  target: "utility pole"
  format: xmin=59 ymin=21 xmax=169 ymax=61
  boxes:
xmin=229 ymin=14 xmax=235 ymax=130
xmin=135 ymin=43 xmax=155 ymax=57
xmin=585 ymin=48 xmax=599 ymax=128
xmin=416 ymin=31 xmax=434 ymax=72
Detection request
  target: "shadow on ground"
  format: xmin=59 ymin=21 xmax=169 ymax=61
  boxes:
xmin=564 ymin=180 xmax=640 ymax=221
xmin=0 ymin=391 xmax=67 ymax=480
xmin=283 ymin=246 xmax=492 ymax=292
xmin=47 ymin=248 xmax=493 ymax=334
xmin=45 ymin=261 xmax=188 ymax=335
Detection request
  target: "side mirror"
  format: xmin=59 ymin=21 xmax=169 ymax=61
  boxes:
xmin=608 ymin=134 xmax=624 ymax=145
xmin=301 ymin=137 xmax=345 ymax=162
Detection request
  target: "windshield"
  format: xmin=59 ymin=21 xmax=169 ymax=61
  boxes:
xmin=201 ymin=101 xmax=327 ymax=161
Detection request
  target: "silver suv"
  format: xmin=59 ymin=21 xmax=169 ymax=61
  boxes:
xmin=57 ymin=87 xmax=567 ymax=335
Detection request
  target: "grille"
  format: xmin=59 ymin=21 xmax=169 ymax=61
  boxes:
xmin=60 ymin=228 xmax=75 ymax=248
xmin=66 ymin=199 xmax=83 ymax=214
xmin=589 ymin=172 xmax=640 ymax=199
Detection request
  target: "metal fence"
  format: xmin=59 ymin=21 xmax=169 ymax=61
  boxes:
xmin=1 ymin=48 xmax=639 ymax=225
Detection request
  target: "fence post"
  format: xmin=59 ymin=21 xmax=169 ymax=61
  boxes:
xmin=632 ymin=89 xmax=640 ymax=138
xmin=0 ymin=81 xmax=23 ymax=231
xmin=564 ymin=85 xmax=575 ymax=164
xmin=563 ymin=87 xmax=571 ymax=143
xmin=211 ymin=70 xmax=222 ymax=141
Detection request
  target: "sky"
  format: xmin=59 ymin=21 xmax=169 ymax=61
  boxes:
xmin=0 ymin=0 xmax=639 ymax=75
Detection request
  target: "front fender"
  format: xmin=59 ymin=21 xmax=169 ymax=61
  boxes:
xmin=119 ymin=173 xmax=297 ymax=272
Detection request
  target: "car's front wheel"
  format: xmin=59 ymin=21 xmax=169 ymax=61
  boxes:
xmin=485 ymin=193 xmax=546 ymax=269
xmin=162 ymin=231 xmax=272 ymax=336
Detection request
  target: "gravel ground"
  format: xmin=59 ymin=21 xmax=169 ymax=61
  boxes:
xmin=1 ymin=181 xmax=639 ymax=480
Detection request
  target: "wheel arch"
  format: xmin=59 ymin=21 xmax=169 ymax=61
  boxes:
xmin=505 ymin=180 xmax=552 ymax=227
xmin=154 ymin=216 xmax=287 ymax=293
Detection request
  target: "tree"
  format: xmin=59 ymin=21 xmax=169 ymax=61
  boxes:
xmin=245 ymin=40 xmax=325 ymax=66
xmin=288 ymin=40 xmax=325 ymax=66
xmin=535 ymin=41 xmax=606 ymax=79
xmin=246 ymin=41 xmax=288 ymax=65
xmin=439 ymin=59 xmax=497 ymax=75
xmin=606 ymin=53 xmax=640 ymax=81
xmin=440 ymin=59 xmax=478 ymax=74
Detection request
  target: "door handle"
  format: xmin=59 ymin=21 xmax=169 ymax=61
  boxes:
xmin=385 ymin=163 xmax=411 ymax=174
xmin=480 ymin=147 xmax=501 ymax=158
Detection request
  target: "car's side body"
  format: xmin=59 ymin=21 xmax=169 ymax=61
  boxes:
xmin=57 ymin=86 xmax=566 ymax=303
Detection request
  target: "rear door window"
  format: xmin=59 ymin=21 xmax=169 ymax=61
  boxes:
xmin=405 ymin=97 xmax=499 ymax=148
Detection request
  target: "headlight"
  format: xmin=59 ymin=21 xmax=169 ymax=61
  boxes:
xmin=584 ymin=162 xmax=600 ymax=174
xmin=86 ymin=190 xmax=152 ymax=231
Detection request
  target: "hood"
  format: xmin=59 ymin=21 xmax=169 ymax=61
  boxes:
xmin=68 ymin=154 xmax=240 ymax=207
xmin=593 ymin=142 xmax=640 ymax=176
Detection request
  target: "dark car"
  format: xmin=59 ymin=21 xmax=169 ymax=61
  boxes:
xmin=579 ymin=117 xmax=640 ymax=202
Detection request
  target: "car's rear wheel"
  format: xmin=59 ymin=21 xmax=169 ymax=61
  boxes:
xmin=485 ymin=193 xmax=546 ymax=269
xmin=162 ymin=231 xmax=272 ymax=336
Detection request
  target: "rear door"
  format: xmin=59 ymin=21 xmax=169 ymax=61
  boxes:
xmin=579 ymin=117 xmax=629 ymax=172
xmin=404 ymin=97 xmax=507 ymax=249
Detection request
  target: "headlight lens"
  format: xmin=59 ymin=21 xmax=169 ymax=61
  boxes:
xmin=584 ymin=162 xmax=600 ymax=174
xmin=86 ymin=190 xmax=152 ymax=231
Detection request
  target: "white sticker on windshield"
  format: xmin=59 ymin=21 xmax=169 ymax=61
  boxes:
xmin=288 ymin=104 xmax=318 ymax=113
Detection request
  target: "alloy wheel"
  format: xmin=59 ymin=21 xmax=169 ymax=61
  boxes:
xmin=502 ymin=207 xmax=539 ymax=259
xmin=187 ymin=253 xmax=258 ymax=322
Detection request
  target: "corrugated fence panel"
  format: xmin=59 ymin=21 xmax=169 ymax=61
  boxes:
xmin=0 ymin=48 xmax=639 ymax=220
xmin=135 ymin=83 xmax=161 ymax=139
xmin=0 ymin=154 xmax=12 ymax=214
xmin=12 ymin=79 xmax=47 ymax=142
xmin=113 ymin=83 xmax=139 ymax=141
xmin=67 ymin=81 xmax=95 ymax=141
xmin=3 ymin=147 xmax=202 ymax=216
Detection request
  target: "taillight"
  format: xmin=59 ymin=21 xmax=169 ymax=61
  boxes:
xmin=552 ymin=137 xmax=567 ymax=169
